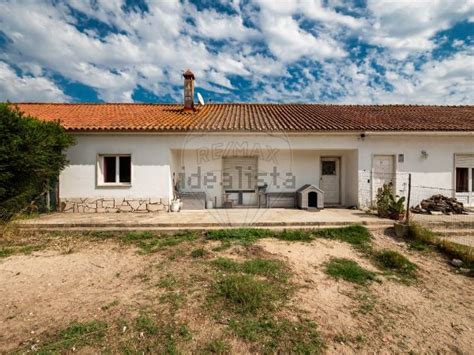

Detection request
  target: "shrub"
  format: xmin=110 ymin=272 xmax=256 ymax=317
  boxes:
xmin=376 ymin=183 xmax=406 ymax=220
xmin=0 ymin=104 xmax=75 ymax=220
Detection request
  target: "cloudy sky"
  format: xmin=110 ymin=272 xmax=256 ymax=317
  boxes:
xmin=0 ymin=0 xmax=473 ymax=104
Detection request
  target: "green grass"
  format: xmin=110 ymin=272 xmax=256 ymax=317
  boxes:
xmin=276 ymin=229 xmax=315 ymax=242
xmin=36 ymin=320 xmax=108 ymax=354
xmin=135 ymin=313 xmax=158 ymax=335
xmin=314 ymin=225 xmax=373 ymax=252
xmin=156 ymin=276 xmax=177 ymax=289
xmin=0 ymin=247 xmax=13 ymax=258
xmin=206 ymin=228 xmax=273 ymax=246
xmin=159 ymin=291 xmax=185 ymax=309
xmin=374 ymin=249 xmax=417 ymax=281
xmin=229 ymin=317 xmax=323 ymax=354
xmin=325 ymin=258 xmax=377 ymax=285
xmin=0 ymin=245 xmax=42 ymax=258
xmin=206 ymin=225 xmax=372 ymax=251
xmin=408 ymin=224 xmax=474 ymax=270
xmin=211 ymin=257 xmax=288 ymax=281
xmin=121 ymin=231 xmax=198 ymax=254
xmin=200 ymin=337 xmax=231 ymax=354
xmin=212 ymin=274 xmax=284 ymax=314
xmin=123 ymin=315 xmax=191 ymax=354
xmin=191 ymin=247 xmax=208 ymax=258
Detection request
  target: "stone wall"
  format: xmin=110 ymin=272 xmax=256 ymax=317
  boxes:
xmin=60 ymin=198 xmax=169 ymax=213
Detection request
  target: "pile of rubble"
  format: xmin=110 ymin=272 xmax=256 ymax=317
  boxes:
xmin=411 ymin=194 xmax=468 ymax=215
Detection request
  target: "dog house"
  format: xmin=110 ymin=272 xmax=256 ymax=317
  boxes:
xmin=297 ymin=184 xmax=324 ymax=209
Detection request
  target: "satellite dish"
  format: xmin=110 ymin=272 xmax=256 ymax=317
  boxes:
xmin=197 ymin=92 xmax=205 ymax=106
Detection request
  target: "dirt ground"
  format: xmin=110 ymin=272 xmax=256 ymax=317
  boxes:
xmin=0 ymin=228 xmax=473 ymax=354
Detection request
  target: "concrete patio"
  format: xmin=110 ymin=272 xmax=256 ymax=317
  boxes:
xmin=16 ymin=208 xmax=393 ymax=231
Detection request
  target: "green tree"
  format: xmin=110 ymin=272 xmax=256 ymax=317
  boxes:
xmin=0 ymin=103 xmax=75 ymax=220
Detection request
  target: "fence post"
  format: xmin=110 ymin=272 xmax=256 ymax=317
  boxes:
xmin=405 ymin=173 xmax=411 ymax=224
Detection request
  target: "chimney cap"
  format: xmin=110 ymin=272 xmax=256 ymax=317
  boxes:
xmin=183 ymin=69 xmax=195 ymax=80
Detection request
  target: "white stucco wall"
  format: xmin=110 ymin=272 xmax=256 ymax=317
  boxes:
xmin=61 ymin=132 xmax=473 ymax=209
xmin=60 ymin=135 xmax=173 ymax=201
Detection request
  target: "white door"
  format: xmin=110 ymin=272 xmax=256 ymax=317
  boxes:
xmin=320 ymin=158 xmax=340 ymax=205
xmin=222 ymin=156 xmax=258 ymax=206
xmin=372 ymin=155 xmax=395 ymax=203
xmin=455 ymin=154 xmax=474 ymax=206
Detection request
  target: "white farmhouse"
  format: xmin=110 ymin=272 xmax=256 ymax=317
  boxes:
xmin=16 ymin=70 xmax=474 ymax=212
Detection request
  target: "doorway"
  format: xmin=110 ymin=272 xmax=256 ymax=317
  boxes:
xmin=308 ymin=191 xmax=318 ymax=208
xmin=372 ymin=155 xmax=395 ymax=204
xmin=455 ymin=154 xmax=474 ymax=206
xmin=320 ymin=157 xmax=340 ymax=205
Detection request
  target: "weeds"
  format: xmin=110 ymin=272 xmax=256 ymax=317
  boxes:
xmin=229 ymin=317 xmax=323 ymax=353
xmin=135 ymin=313 xmax=158 ymax=335
xmin=212 ymin=274 xmax=284 ymax=314
xmin=207 ymin=228 xmax=273 ymax=246
xmin=276 ymin=229 xmax=315 ymax=242
xmin=314 ymin=225 xmax=372 ymax=252
xmin=35 ymin=320 xmax=108 ymax=353
xmin=0 ymin=247 xmax=12 ymax=258
xmin=206 ymin=225 xmax=372 ymax=252
xmin=121 ymin=231 xmax=197 ymax=254
xmin=408 ymin=224 xmax=474 ymax=270
xmin=159 ymin=291 xmax=185 ymax=310
xmin=211 ymin=257 xmax=288 ymax=281
xmin=156 ymin=276 xmax=177 ymax=289
xmin=191 ymin=247 xmax=208 ymax=258
xmin=325 ymin=258 xmax=377 ymax=285
xmin=201 ymin=337 xmax=231 ymax=354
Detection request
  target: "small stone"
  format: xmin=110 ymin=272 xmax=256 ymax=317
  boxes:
xmin=450 ymin=259 xmax=463 ymax=267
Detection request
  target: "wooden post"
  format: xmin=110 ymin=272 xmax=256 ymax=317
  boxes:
xmin=405 ymin=173 xmax=411 ymax=224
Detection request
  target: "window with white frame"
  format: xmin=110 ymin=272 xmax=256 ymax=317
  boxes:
xmin=98 ymin=155 xmax=131 ymax=185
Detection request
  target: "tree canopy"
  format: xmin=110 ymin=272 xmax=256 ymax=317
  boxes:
xmin=0 ymin=103 xmax=75 ymax=220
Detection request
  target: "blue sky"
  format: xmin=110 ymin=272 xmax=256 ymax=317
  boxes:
xmin=0 ymin=0 xmax=473 ymax=104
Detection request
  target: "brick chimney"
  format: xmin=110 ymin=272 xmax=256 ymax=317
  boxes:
xmin=183 ymin=69 xmax=195 ymax=111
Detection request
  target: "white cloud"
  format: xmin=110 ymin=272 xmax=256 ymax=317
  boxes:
xmin=0 ymin=0 xmax=472 ymax=104
xmin=366 ymin=0 xmax=474 ymax=58
xmin=192 ymin=9 xmax=259 ymax=41
xmin=255 ymin=0 xmax=353 ymax=62
xmin=0 ymin=61 xmax=70 ymax=102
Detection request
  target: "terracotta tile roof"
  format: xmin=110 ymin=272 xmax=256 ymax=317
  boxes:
xmin=12 ymin=103 xmax=474 ymax=132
